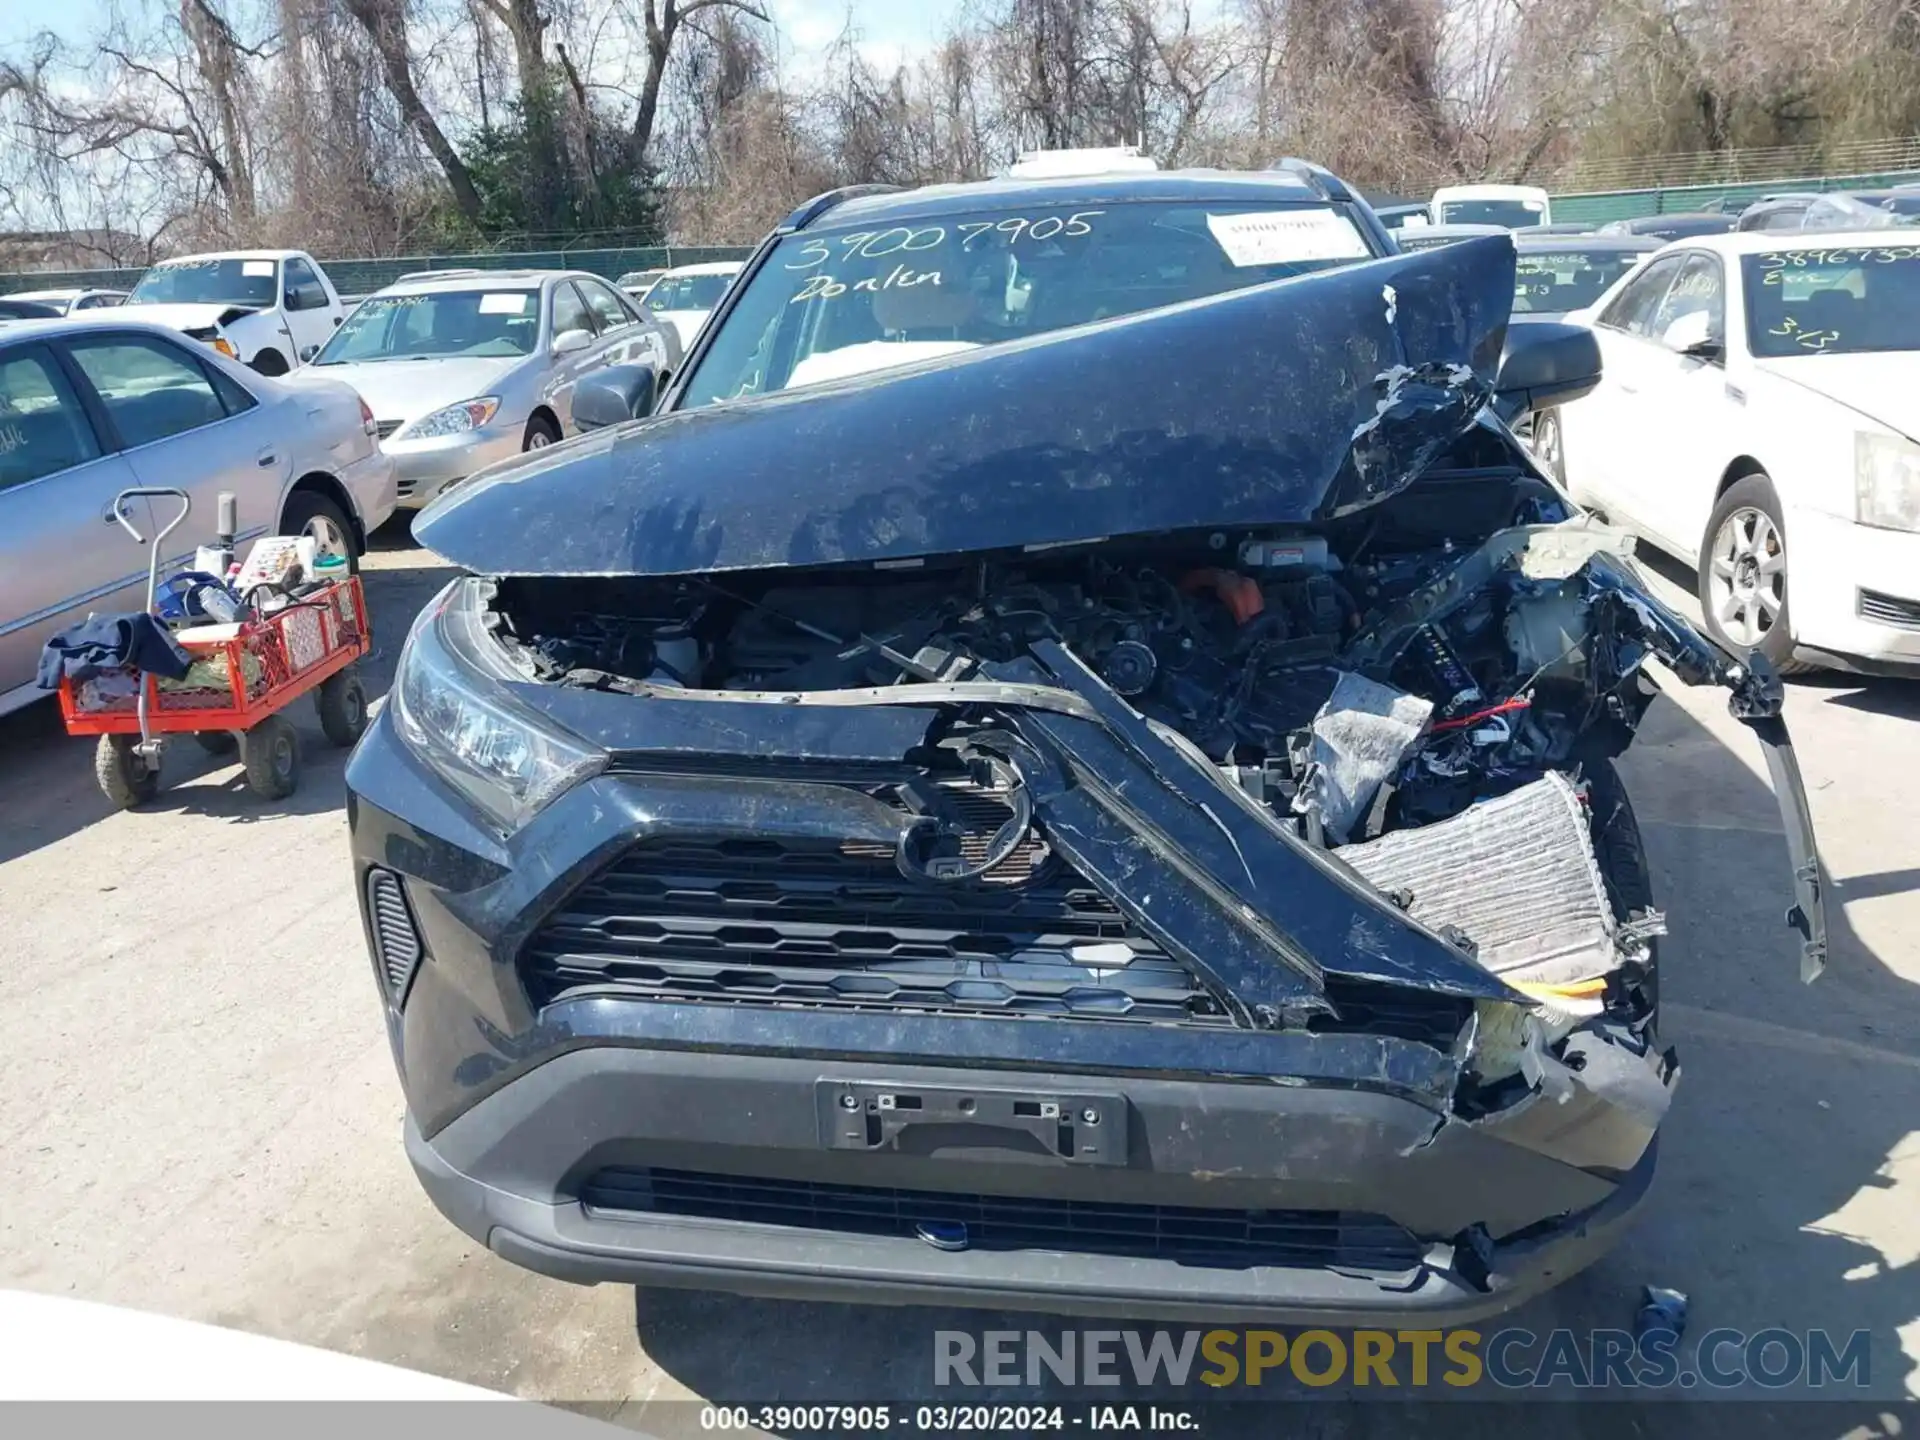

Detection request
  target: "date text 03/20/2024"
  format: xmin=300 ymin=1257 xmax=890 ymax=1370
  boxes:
xmin=698 ymin=1406 xmax=1194 ymax=1432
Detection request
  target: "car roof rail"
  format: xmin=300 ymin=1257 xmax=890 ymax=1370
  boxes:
xmin=781 ymin=184 xmax=905 ymax=232
xmin=1266 ymin=158 xmax=1352 ymax=203
xmin=394 ymin=267 xmax=488 ymax=282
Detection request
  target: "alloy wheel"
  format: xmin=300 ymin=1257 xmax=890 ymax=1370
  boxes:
xmin=1707 ymin=505 xmax=1786 ymax=648
xmin=1533 ymin=413 xmax=1561 ymax=474
xmin=304 ymin=514 xmax=351 ymax=563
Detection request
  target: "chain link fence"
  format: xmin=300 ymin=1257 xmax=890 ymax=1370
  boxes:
xmin=0 ymin=243 xmax=754 ymax=299
xmin=1538 ymin=136 xmax=1920 ymax=196
xmin=10 ymin=141 xmax=1920 ymax=297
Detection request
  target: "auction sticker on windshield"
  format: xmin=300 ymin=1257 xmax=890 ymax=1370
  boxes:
xmin=242 ymin=260 xmax=275 ymax=277
xmin=478 ymin=293 xmax=530 ymax=314
xmin=1207 ymin=209 xmax=1370 ymax=267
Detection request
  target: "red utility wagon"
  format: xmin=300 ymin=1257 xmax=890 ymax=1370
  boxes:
xmin=57 ymin=487 xmax=371 ymax=807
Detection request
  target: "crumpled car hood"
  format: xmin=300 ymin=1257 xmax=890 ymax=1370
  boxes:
xmin=116 ymin=301 xmax=261 ymax=332
xmin=416 ymin=236 xmax=1517 ymax=577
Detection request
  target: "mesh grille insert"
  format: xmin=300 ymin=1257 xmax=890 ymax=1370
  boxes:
xmin=581 ymin=1167 xmax=1426 ymax=1273
xmin=1858 ymin=587 xmax=1920 ymax=632
xmin=518 ymin=773 xmax=1468 ymax=1046
xmin=367 ymin=868 xmax=423 ymax=1000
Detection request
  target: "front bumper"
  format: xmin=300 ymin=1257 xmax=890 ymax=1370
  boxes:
xmin=384 ymin=428 xmax=523 ymax=509
xmin=405 ymin=1043 xmax=1658 ymax=1325
xmin=348 ymin=703 xmax=1671 ymax=1325
xmin=1787 ymin=507 xmax=1920 ymax=671
xmin=338 ymin=447 xmax=399 ymax=538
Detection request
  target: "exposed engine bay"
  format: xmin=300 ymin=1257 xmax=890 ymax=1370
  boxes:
xmin=487 ymin=472 xmax=1686 ymax=1089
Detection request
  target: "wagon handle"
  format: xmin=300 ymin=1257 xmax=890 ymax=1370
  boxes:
xmin=110 ymin=486 xmax=192 ymax=554
xmin=109 ymin=485 xmax=191 ymax=757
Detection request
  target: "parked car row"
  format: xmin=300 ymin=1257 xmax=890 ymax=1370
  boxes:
xmin=0 ymin=250 xmax=732 ymax=719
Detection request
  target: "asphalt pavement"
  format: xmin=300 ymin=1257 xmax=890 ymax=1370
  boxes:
xmin=2 ymin=528 xmax=1917 ymax=1431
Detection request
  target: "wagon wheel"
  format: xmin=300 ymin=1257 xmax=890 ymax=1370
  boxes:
xmin=315 ymin=667 xmax=368 ymax=748
xmin=240 ymin=713 xmax=301 ymax=800
xmin=95 ymin=734 xmax=160 ymax=809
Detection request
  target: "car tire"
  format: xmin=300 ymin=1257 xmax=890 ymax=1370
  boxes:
xmin=249 ymin=348 xmax=290 ymax=377
xmin=1530 ymin=408 xmax=1565 ymax=485
xmin=280 ymin=490 xmax=359 ymax=575
xmin=95 ymin=734 xmax=159 ymax=809
xmin=316 ymin=667 xmax=368 ymax=748
xmin=241 ymin=713 xmax=300 ymax=800
xmin=524 ymin=415 xmax=561 ymax=450
xmin=1696 ymin=473 xmax=1813 ymax=675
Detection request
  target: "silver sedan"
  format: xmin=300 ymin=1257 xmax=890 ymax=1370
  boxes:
xmin=290 ymin=269 xmax=681 ymax=511
xmin=0 ymin=316 xmax=396 ymax=717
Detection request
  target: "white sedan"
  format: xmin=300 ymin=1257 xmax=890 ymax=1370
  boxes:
xmin=1551 ymin=229 xmax=1920 ymax=674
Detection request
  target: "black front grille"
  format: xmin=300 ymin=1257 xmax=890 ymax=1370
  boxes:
xmin=374 ymin=418 xmax=404 ymax=440
xmin=581 ymin=1167 xmax=1425 ymax=1274
xmin=522 ymin=806 xmax=1469 ymax=1045
xmin=522 ymin=825 xmax=1230 ymax=1026
xmin=1858 ymin=587 xmax=1920 ymax=632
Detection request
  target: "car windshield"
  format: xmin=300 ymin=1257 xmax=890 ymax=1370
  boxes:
xmin=645 ymin=273 xmax=733 ymax=311
xmin=1742 ymin=246 xmax=1920 ymax=356
xmin=129 ymin=258 xmax=278 ymax=308
xmin=1438 ymin=199 xmax=1544 ymax=228
xmin=680 ymin=199 xmax=1377 ymax=405
xmin=1514 ymin=249 xmax=1650 ymax=313
xmin=314 ymin=289 xmax=539 ymax=363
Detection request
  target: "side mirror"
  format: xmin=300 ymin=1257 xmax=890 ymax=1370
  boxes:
xmin=286 ymin=281 xmax=326 ymax=312
xmin=1494 ymin=319 xmax=1602 ymax=424
xmin=1661 ymin=309 xmax=1724 ymax=361
xmin=572 ymin=363 xmax=659 ymax=431
xmin=552 ymin=327 xmax=593 ymax=357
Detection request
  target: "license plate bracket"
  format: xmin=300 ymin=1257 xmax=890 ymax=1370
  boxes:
xmin=816 ymin=1080 xmax=1127 ymax=1167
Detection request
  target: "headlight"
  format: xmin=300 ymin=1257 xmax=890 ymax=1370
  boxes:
xmin=391 ymin=579 xmax=605 ymax=833
xmin=213 ymin=337 xmax=237 ymax=359
xmin=402 ymin=396 xmax=502 ymax=440
xmin=1855 ymin=431 xmax=1920 ymax=532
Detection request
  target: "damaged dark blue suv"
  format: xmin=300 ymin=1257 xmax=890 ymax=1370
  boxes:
xmin=347 ymin=164 xmax=1828 ymax=1324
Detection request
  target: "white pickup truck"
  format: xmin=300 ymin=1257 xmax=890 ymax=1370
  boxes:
xmin=118 ymin=249 xmax=349 ymax=375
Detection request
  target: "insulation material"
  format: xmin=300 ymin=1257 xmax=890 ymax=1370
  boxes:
xmin=1340 ymin=771 xmax=1618 ymax=988
xmin=1292 ymin=672 xmax=1433 ymax=843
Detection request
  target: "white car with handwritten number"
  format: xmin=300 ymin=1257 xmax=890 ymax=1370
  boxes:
xmin=1551 ymin=230 xmax=1920 ymax=675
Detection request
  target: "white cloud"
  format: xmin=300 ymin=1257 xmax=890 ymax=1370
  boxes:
xmin=764 ymin=0 xmax=966 ymax=76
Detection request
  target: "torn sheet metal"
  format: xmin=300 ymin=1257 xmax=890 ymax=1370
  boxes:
xmin=415 ymin=237 xmax=1517 ymax=577
xmin=1585 ymin=555 xmax=1829 ymax=981
xmin=991 ymin=641 xmax=1525 ymax=1012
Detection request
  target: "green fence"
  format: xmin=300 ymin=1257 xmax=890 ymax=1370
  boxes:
xmin=1552 ymin=169 xmax=1920 ymax=225
xmin=11 ymin=160 xmax=1920 ymax=297
xmin=0 ymin=243 xmax=754 ymax=299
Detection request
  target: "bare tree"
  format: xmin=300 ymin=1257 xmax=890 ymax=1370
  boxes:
xmin=340 ymin=0 xmax=485 ymax=222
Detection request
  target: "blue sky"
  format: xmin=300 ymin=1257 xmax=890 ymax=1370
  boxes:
xmin=0 ymin=0 xmax=969 ymax=68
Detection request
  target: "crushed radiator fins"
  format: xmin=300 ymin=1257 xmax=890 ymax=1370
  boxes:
xmin=1340 ymin=771 xmax=1619 ymax=990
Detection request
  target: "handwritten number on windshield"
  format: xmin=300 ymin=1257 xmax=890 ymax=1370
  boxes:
xmin=784 ymin=212 xmax=1104 ymax=270
xmin=1767 ymin=314 xmax=1841 ymax=350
